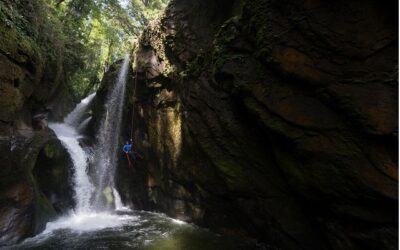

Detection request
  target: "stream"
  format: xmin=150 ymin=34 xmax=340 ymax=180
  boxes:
xmin=11 ymin=210 xmax=260 ymax=250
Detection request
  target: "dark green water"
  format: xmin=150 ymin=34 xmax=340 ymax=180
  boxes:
xmin=8 ymin=211 xmax=266 ymax=250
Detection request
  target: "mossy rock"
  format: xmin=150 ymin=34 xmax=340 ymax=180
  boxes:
xmin=33 ymin=191 xmax=57 ymax=234
xmin=0 ymin=83 xmax=23 ymax=121
xmin=33 ymin=136 xmax=74 ymax=214
xmin=43 ymin=142 xmax=65 ymax=159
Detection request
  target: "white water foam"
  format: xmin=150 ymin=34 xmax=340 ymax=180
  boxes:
xmin=42 ymin=212 xmax=137 ymax=233
xmin=49 ymin=123 xmax=94 ymax=214
xmin=49 ymin=93 xmax=96 ymax=214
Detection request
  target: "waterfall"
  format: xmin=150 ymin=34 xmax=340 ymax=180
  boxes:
xmin=49 ymin=93 xmax=96 ymax=213
xmin=50 ymin=54 xmax=130 ymax=212
xmin=92 ymin=54 xmax=130 ymax=210
xmin=64 ymin=93 xmax=96 ymax=127
xmin=42 ymin=55 xmax=130 ymax=235
xmin=78 ymin=116 xmax=92 ymax=133
xmin=112 ymin=188 xmax=130 ymax=211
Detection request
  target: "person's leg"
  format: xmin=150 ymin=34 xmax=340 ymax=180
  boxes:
xmin=125 ymin=153 xmax=132 ymax=168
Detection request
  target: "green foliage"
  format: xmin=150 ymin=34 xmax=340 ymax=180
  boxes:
xmin=129 ymin=0 xmax=169 ymax=25
xmin=1 ymin=0 xmax=169 ymax=99
xmin=54 ymin=0 xmax=170 ymax=98
xmin=0 ymin=0 xmax=168 ymax=99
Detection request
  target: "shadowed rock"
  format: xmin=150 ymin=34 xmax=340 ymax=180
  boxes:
xmin=124 ymin=0 xmax=398 ymax=249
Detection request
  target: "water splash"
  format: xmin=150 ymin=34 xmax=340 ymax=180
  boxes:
xmin=42 ymin=212 xmax=136 ymax=233
xmin=92 ymin=54 xmax=130 ymax=210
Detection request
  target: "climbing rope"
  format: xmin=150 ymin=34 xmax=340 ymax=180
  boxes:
xmin=130 ymin=59 xmax=138 ymax=141
xmin=9 ymin=121 xmax=14 ymax=169
xmin=9 ymin=68 xmax=15 ymax=166
xmin=127 ymin=55 xmax=145 ymax=162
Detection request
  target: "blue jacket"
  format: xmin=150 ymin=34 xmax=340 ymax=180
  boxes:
xmin=123 ymin=143 xmax=132 ymax=153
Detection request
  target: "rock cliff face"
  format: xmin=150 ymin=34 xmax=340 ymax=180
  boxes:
xmin=127 ymin=0 xmax=398 ymax=249
xmin=0 ymin=0 xmax=74 ymax=245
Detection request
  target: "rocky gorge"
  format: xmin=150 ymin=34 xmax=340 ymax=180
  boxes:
xmin=0 ymin=0 xmax=397 ymax=249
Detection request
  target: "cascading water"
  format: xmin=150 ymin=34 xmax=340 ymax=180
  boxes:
xmin=92 ymin=54 xmax=130 ymax=210
xmin=37 ymin=56 xmax=135 ymax=236
xmin=49 ymin=93 xmax=96 ymax=213
xmin=50 ymin=54 xmax=130 ymax=215
xmin=48 ymin=54 xmax=130 ymax=218
xmin=64 ymin=92 xmax=96 ymax=127
xmin=77 ymin=116 xmax=92 ymax=133
xmin=112 ymin=187 xmax=130 ymax=211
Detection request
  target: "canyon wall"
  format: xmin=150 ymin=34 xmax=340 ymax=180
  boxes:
xmin=126 ymin=0 xmax=398 ymax=249
xmin=0 ymin=0 xmax=74 ymax=245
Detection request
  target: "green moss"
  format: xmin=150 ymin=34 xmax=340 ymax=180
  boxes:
xmin=24 ymin=162 xmax=57 ymax=234
xmin=0 ymin=84 xmax=23 ymax=121
xmin=195 ymin=136 xmax=249 ymax=190
xmin=214 ymin=160 xmax=244 ymax=183
xmin=103 ymin=186 xmax=114 ymax=204
xmin=183 ymin=52 xmax=208 ymax=79
xmin=243 ymin=0 xmax=273 ymax=54
xmin=0 ymin=24 xmax=34 ymax=63
xmin=139 ymin=17 xmax=175 ymax=77
xmin=44 ymin=144 xmax=56 ymax=159
xmin=182 ymin=16 xmax=243 ymax=81
xmin=51 ymin=167 xmax=63 ymax=177
xmin=43 ymin=140 xmax=67 ymax=160
xmin=148 ymin=187 xmax=158 ymax=204
xmin=33 ymin=191 xmax=56 ymax=233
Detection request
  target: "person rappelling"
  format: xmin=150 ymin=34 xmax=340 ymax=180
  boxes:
xmin=122 ymin=139 xmax=143 ymax=168
xmin=123 ymin=139 xmax=135 ymax=168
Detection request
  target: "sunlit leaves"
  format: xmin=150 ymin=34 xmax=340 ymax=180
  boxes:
xmin=129 ymin=0 xmax=169 ymax=25
xmin=44 ymin=0 xmax=169 ymax=98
